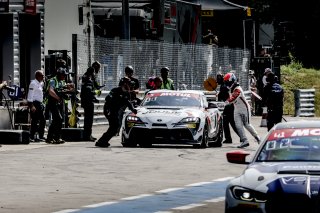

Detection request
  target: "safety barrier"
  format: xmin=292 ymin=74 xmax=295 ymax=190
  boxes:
xmin=294 ymin=89 xmax=315 ymax=117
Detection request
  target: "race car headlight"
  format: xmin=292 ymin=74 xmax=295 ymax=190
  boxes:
xmin=175 ymin=117 xmax=200 ymax=129
xmin=231 ymin=186 xmax=267 ymax=203
xmin=126 ymin=115 xmax=146 ymax=127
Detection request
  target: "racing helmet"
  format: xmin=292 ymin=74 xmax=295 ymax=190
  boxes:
xmin=125 ymin=65 xmax=134 ymax=74
xmin=223 ymin=72 xmax=237 ymax=87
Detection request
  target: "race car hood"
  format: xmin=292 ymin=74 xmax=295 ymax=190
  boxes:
xmin=235 ymin=162 xmax=320 ymax=195
xmin=137 ymin=107 xmax=203 ymax=123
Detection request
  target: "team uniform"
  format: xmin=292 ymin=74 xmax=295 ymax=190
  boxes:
xmin=263 ymin=73 xmax=284 ymax=131
xmin=96 ymin=78 xmax=137 ymax=148
xmin=224 ymin=73 xmax=260 ymax=148
xmin=27 ymin=79 xmax=45 ymax=141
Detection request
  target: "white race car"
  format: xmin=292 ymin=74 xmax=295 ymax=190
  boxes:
xmin=121 ymin=90 xmax=223 ymax=148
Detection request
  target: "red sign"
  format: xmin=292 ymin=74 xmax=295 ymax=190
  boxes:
xmin=25 ymin=0 xmax=37 ymax=15
xmin=0 ymin=0 xmax=9 ymax=12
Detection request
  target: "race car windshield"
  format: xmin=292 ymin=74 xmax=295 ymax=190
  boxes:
xmin=142 ymin=94 xmax=201 ymax=107
xmin=257 ymin=136 xmax=320 ymax=162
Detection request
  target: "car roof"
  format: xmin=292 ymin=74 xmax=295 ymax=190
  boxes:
xmin=147 ymin=90 xmax=205 ymax=95
xmin=273 ymin=120 xmax=320 ymax=130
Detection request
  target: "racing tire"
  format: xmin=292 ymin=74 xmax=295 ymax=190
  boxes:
xmin=199 ymin=125 xmax=209 ymax=148
xmin=193 ymin=125 xmax=208 ymax=149
xmin=209 ymin=121 xmax=223 ymax=147
xmin=121 ymin=134 xmax=137 ymax=147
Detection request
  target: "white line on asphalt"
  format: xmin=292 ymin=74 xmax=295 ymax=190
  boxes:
xmin=172 ymin=203 xmax=206 ymax=210
xmin=84 ymin=201 xmax=118 ymax=208
xmin=185 ymin=181 xmax=213 ymax=186
xmin=156 ymin=187 xmax=184 ymax=193
xmin=205 ymin=196 xmax=225 ymax=203
xmin=121 ymin=194 xmax=153 ymax=200
xmin=51 ymin=209 xmax=80 ymax=213
xmin=55 ymin=177 xmax=232 ymax=212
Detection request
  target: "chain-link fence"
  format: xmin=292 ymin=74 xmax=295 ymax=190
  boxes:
xmin=75 ymin=35 xmax=250 ymax=92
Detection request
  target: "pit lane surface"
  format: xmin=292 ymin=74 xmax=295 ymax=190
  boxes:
xmin=0 ymin=116 xmax=316 ymax=213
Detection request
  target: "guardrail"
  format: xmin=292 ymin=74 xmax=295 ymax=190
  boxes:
xmin=294 ymin=89 xmax=315 ymax=117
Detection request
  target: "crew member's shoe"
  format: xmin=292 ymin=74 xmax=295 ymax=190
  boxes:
xmin=223 ymin=139 xmax=232 ymax=144
xmin=237 ymin=141 xmax=249 ymax=148
xmin=95 ymin=142 xmax=110 ymax=148
xmin=53 ymin=138 xmax=65 ymax=144
xmin=45 ymin=138 xmax=54 ymax=144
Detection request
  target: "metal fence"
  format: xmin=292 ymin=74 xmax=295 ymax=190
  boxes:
xmin=74 ymin=35 xmax=251 ymax=92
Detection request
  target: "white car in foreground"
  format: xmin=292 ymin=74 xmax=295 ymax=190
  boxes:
xmin=121 ymin=90 xmax=223 ymax=148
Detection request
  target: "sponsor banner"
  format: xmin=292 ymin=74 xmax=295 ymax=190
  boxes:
xmin=25 ymin=0 xmax=37 ymax=15
xmin=0 ymin=0 xmax=9 ymax=12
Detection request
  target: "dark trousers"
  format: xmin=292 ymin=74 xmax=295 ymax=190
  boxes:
xmin=30 ymin=101 xmax=46 ymax=138
xmin=98 ymin=113 xmax=120 ymax=144
xmin=83 ymin=103 xmax=94 ymax=139
xmin=223 ymin=104 xmax=239 ymax=142
xmin=267 ymin=109 xmax=283 ymax=131
xmin=47 ymin=102 xmax=63 ymax=140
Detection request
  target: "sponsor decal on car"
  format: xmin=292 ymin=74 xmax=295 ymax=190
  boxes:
xmin=268 ymin=128 xmax=320 ymax=140
xmin=146 ymin=92 xmax=200 ymax=98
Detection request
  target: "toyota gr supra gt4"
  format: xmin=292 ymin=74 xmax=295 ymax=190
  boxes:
xmin=225 ymin=120 xmax=320 ymax=213
xmin=121 ymin=90 xmax=223 ymax=148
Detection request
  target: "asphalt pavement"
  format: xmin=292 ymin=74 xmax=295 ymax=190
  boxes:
xmin=1 ymin=115 xmax=320 ymax=213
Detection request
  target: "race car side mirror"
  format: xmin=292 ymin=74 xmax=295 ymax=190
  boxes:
xmin=226 ymin=150 xmax=250 ymax=164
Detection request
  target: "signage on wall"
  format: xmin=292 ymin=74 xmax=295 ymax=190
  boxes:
xmin=0 ymin=0 xmax=9 ymax=12
xmin=164 ymin=1 xmax=177 ymax=30
xmin=25 ymin=0 xmax=37 ymax=15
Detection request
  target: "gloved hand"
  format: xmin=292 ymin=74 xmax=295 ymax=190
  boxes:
xmin=95 ymin=90 xmax=102 ymax=96
xmin=97 ymin=84 xmax=106 ymax=89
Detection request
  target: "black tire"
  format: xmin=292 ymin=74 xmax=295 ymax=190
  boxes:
xmin=200 ymin=125 xmax=209 ymax=148
xmin=121 ymin=134 xmax=137 ymax=147
xmin=209 ymin=120 xmax=223 ymax=147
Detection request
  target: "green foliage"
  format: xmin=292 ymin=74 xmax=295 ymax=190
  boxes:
xmin=281 ymin=62 xmax=320 ymax=116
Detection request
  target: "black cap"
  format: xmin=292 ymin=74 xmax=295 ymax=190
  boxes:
xmin=125 ymin=65 xmax=134 ymax=74
xmin=161 ymin=67 xmax=170 ymax=73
